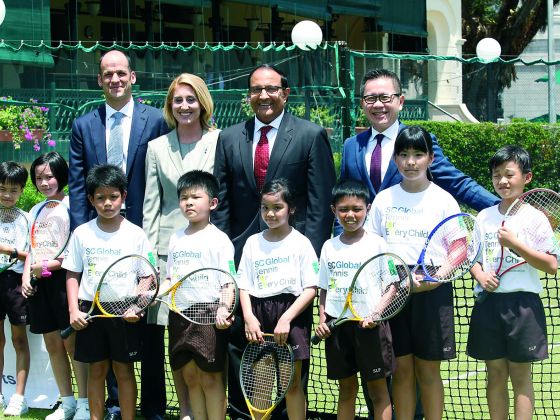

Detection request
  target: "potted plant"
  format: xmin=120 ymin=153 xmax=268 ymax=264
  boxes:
xmin=355 ymin=108 xmax=370 ymax=134
xmin=288 ymin=104 xmax=337 ymax=135
xmin=0 ymin=97 xmax=54 ymax=150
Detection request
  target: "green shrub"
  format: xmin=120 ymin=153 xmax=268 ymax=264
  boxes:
xmin=404 ymin=121 xmax=560 ymax=193
xmin=16 ymin=177 xmax=43 ymax=212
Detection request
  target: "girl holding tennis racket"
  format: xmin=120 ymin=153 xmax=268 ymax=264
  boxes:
xmin=237 ymin=179 xmax=318 ymax=420
xmin=21 ymin=152 xmax=90 ymax=420
xmin=467 ymin=146 xmax=558 ymax=419
xmin=367 ymin=126 xmax=462 ymax=420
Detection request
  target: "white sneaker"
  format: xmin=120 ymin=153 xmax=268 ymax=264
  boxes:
xmin=4 ymin=393 xmax=28 ymax=416
xmin=73 ymin=401 xmax=90 ymax=420
xmin=46 ymin=401 xmax=78 ymax=420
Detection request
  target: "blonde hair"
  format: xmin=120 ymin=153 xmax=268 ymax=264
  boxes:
xmin=163 ymin=73 xmax=215 ymax=130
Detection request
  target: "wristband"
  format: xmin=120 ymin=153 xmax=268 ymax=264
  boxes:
xmin=41 ymin=259 xmax=52 ymax=277
xmin=10 ymin=247 xmax=18 ymax=259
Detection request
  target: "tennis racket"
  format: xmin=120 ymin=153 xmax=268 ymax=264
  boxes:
xmin=413 ymin=212 xmax=482 ymax=283
xmin=29 ymin=200 xmax=71 ymax=286
xmin=477 ymin=188 xmax=560 ymax=303
xmin=240 ymin=333 xmax=295 ymax=420
xmin=155 ymin=267 xmax=238 ymax=325
xmin=0 ymin=207 xmax=29 ymax=274
xmin=311 ymin=252 xmax=412 ymax=345
xmin=60 ymin=254 xmax=159 ymax=339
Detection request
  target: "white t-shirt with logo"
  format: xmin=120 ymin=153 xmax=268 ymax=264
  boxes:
xmin=366 ymin=183 xmax=460 ymax=265
xmin=318 ymin=232 xmax=388 ymax=318
xmin=474 ymin=204 xmax=557 ymax=295
xmin=1 ymin=208 xmax=30 ymax=274
xmin=237 ymin=228 xmax=319 ymax=298
xmin=166 ymin=224 xmax=235 ymax=304
xmin=62 ymin=218 xmax=154 ymax=301
xmin=28 ymin=196 xmax=70 ymax=262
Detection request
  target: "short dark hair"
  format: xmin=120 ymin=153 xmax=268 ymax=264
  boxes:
xmin=331 ymin=179 xmax=370 ymax=206
xmin=261 ymin=178 xmax=296 ymax=211
xmin=0 ymin=161 xmax=28 ymax=189
xmin=176 ymin=170 xmax=219 ymax=200
xmin=394 ymin=126 xmax=434 ymax=156
xmin=360 ymin=69 xmax=402 ymax=97
xmin=489 ymin=145 xmax=532 ymax=174
xmin=247 ymin=64 xmax=289 ymax=89
xmin=30 ymin=151 xmax=68 ymax=192
xmin=86 ymin=165 xmax=127 ymax=196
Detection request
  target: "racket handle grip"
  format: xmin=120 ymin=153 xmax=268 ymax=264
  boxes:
xmin=30 ymin=275 xmax=38 ymax=287
xmin=311 ymin=319 xmax=337 ymax=345
xmin=60 ymin=325 xmax=76 ymax=339
xmin=476 ymin=291 xmax=488 ymax=304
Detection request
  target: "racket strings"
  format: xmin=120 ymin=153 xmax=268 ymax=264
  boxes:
xmin=241 ymin=338 xmax=293 ymax=411
xmin=423 ymin=214 xmax=481 ymax=282
xmin=352 ymin=254 xmax=411 ymax=321
xmin=514 ymin=190 xmax=560 ymax=251
xmin=171 ymin=269 xmax=237 ymax=325
xmin=97 ymin=256 xmax=158 ymax=316
xmin=0 ymin=208 xmax=28 ymax=268
xmin=31 ymin=205 xmax=70 ymax=260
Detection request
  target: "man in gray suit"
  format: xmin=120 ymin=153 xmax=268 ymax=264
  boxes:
xmin=213 ymin=64 xmax=336 ymax=419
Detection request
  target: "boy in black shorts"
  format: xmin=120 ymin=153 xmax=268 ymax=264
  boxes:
xmin=315 ymin=180 xmax=394 ymax=420
xmin=62 ymin=165 xmax=155 ymax=420
xmin=0 ymin=161 xmax=30 ymax=416
xmin=467 ymin=146 xmax=558 ymax=419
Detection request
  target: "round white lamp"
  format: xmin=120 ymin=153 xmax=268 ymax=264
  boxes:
xmin=0 ymin=0 xmax=6 ymax=27
xmin=476 ymin=37 xmax=501 ymax=62
xmin=291 ymin=20 xmax=323 ymax=51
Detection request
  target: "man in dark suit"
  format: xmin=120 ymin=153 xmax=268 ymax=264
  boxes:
xmin=213 ymin=64 xmax=336 ymax=419
xmin=339 ymin=68 xmax=499 ymax=418
xmin=68 ymin=50 xmax=169 ymax=420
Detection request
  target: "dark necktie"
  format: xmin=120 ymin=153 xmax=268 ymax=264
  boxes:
xmin=370 ymin=133 xmax=383 ymax=192
xmin=254 ymin=125 xmax=272 ymax=191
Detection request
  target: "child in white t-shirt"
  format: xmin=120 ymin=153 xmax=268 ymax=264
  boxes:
xmin=367 ymin=126 xmax=460 ymax=420
xmin=238 ymin=178 xmax=318 ymax=419
xmin=467 ymin=145 xmax=558 ymax=418
xmin=163 ymin=170 xmax=234 ymax=420
xmin=315 ymin=179 xmax=394 ymax=420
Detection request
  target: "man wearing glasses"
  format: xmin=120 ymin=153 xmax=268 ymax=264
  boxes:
xmin=338 ymin=69 xmax=499 ymax=419
xmin=213 ymin=63 xmax=336 ymax=419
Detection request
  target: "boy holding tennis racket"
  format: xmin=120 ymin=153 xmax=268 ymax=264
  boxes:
xmin=315 ymin=179 xmax=393 ymax=420
xmin=367 ymin=126 xmax=461 ymax=420
xmin=21 ymin=152 xmax=89 ymax=420
xmin=62 ymin=165 xmax=155 ymax=420
xmin=163 ymin=170 xmax=235 ymax=420
xmin=0 ymin=161 xmax=31 ymax=416
xmin=467 ymin=145 xmax=558 ymax=419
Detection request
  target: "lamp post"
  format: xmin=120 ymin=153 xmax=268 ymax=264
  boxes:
xmin=476 ymin=37 xmax=501 ymax=122
xmin=291 ymin=20 xmax=323 ymax=121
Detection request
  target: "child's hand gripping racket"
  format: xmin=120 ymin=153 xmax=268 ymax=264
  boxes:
xmin=29 ymin=200 xmax=71 ymax=285
xmin=155 ymin=267 xmax=238 ymax=327
xmin=240 ymin=333 xmax=295 ymax=420
xmin=477 ymin=188 xmax=560 ymax=303
xmin=60 ymin=254 xmax=159 ymax=338
xmin=311 ymin=252 xmax=412 ymax=345
xmin=0 ymin=207 xmax=29 ymax=274
xmin=412 ymin=212 xmax=482 ymax=284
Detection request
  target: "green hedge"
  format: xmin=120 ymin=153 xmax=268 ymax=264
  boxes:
xmin=403 ymin=121 xmax=560 ymax=193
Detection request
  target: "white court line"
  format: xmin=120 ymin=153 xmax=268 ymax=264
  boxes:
xmin=444 ymin=341 xmax=560 ymax=386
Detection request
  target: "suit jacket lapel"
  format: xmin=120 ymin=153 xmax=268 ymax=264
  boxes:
xmin=165 ymin=129 xmax=184 ymax=175
xmin=240 ymin=120 xmax=257 ymax=191
xmin=91 ymin=106 xmax=107 ymax=164
xmin=127 ymin=102 xmax=148 ymax=175
xmin=356 ymin=128 xmax=375 ymax=192
xmin=266 ymin=113 xmax=293 ymax=182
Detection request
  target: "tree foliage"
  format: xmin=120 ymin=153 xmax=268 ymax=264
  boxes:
xmin=462 ymin=0 xmax=560 ymax=120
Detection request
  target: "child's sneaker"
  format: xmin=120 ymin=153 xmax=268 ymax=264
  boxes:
xmin=46 ymin=400 xmax=78 ymax=420
xmin=73 ymin=399 xmax=90 ymax=420
xmin=4 ymin=393 xmax=28 ymax=416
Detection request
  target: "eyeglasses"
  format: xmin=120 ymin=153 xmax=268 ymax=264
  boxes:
xmin=362 ymin=93 xmax=401 ymax=104
xmin=249 ymin=86 xmax=284 ymax=96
